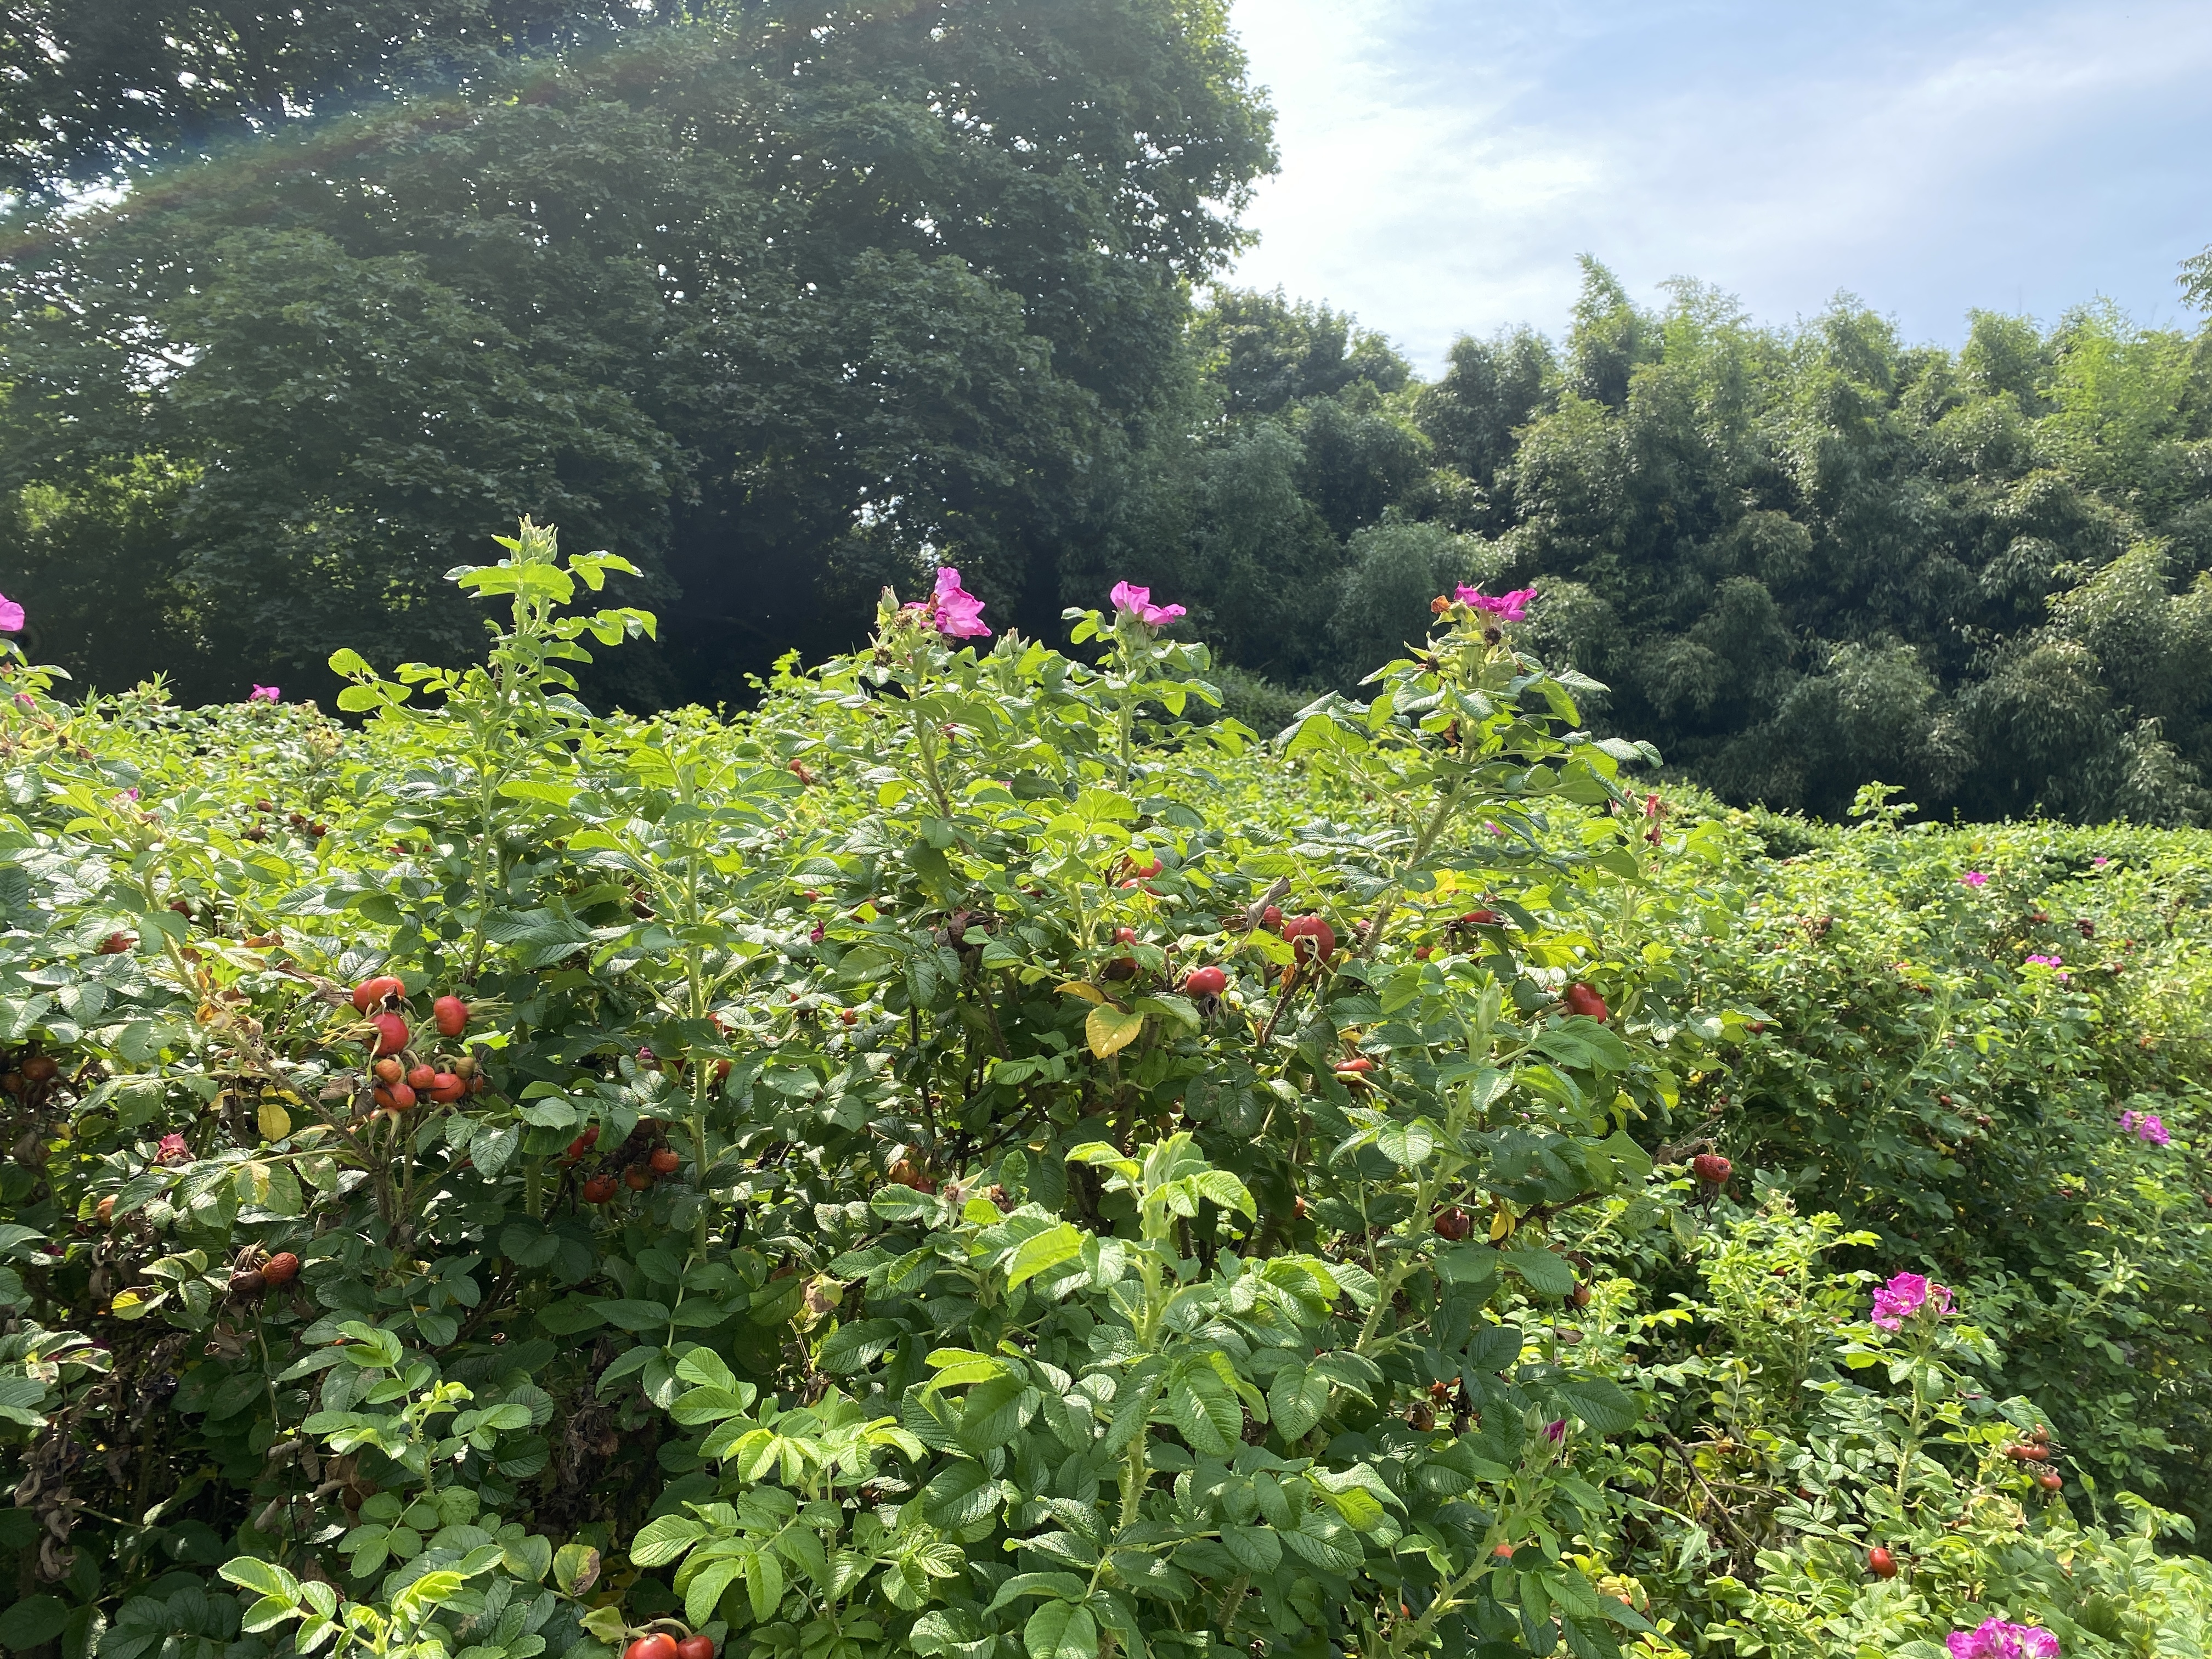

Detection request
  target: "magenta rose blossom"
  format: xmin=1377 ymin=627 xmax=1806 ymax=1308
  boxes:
xmin=1871 ymin=1271 xmax=1953 ymax=1331
xmin=1109 ymin=581 xmax=1186 ymax=628
xmin=1455 ymin=585 xmax=1536 ymax=622
xmin=926 ymin=568 xmax=991 ymax=640
xmin=1946 ymin=1618 xmax=2059 ymax=1659
xmin=249 ymin=684 xmax=280 ymax=703
xmin=0 ymin=591 xmax=23 ymax=632
xmin=2120 ymin=1110 xmax=2171 ymax=1147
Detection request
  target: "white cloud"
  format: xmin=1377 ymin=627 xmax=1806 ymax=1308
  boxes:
xmin=1224 ymin=0 xmax=2212 ymax=372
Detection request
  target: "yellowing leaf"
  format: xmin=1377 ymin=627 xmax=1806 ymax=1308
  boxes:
xmin=257 ymin=1101 xmax=292 ymax=1142
xmin=1057 ymin=981 xmax=1105 ymax=1004
xmin=1086 ymin=1005 xmax=1146 ymax=1059
xmin=109 ymin=1288 xmax=156 ymax=1320
xmin=1488 ymin=1205 xmax=1517 ymax=1242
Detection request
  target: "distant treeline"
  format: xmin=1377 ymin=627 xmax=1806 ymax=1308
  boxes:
xmin=3 ymin=2 xmax=2210 ymax=821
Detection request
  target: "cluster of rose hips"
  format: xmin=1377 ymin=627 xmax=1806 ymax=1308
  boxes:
xmin=623 ymin=1632 xmax=713 ymax=1659
xmin=243 ymin=800 xmax=326 ymax=842
xmin=354 ymin=978 xmax=482 ymax=1114
xmin=0 ymin=1052 xmax=63 ymax=1101
xmin=227 ymin=1245 xmax=302 ymax=1299
xmin=568 ymin=1120 xmax=684 ymax=1204
xmin=1094 ymin=904 xmax=1336 ymax=1002
xmin=2006 ymin=1424 xmax=2064 ymax=1489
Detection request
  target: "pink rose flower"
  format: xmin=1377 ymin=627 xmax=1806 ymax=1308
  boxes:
xmin=926 ymin=568 xmax=991 ymax=640
xmin=1871 ymin=1271 xmax=1953 ymax=1331
xmin=249 ymin=684 xmax=280 ymax=703
xmin=155 ymin=1132 xmax=191 ymax=1166
xmin=2121 ymin=1110 xmax=2171 ymax=1147
xmin=1946 ymin=1619 xmax=2059 ymax=1659
xmin=1109 ymin=581 xmax=1187 ymax=628
xmin=1960 ymin=871 xmax=1989 ymax=888
xmin=1455 ymin=585 xmax=1536 ymax=622
xmin=0 ymin=592 xmax=22 ymax=632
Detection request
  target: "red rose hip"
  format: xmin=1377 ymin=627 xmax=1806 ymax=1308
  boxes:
xmin=351 ymin=975 xmax=405 ymax=1013
xmin=1867 ymin=1546 xmax=1897 ymax=1578
xmin=432 ymin=995 xmax=469 ymax=1037
xmin=1184 ymin=965 xmax=1228 ymax=997
xmin=1283 ymin=915 xmax=1336 ymax=965
xmin=1563 ymin=982 xmax=1608 ymax=1021
xmin=1691 ymin=1153 xmax=1732 ymax=1187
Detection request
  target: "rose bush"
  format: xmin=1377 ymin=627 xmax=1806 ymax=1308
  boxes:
xmin=3 ymin=522 xmax=2212 ymax=1657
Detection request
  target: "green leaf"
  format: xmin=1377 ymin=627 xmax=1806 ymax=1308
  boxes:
xmin=922 ymin=1460 xmax=1001 ymax=1528
xmin=1268 ymin=1364 xmax=1331 ymax=1440
xmin=591 ymin=1299 xmax=672 ymax=1331
xmin=684 ymin=1558 xmax=744 ymax=1627
xmin=1005 ymin=1223 xmax=1084 ymax=1290
xmin=218 ymin=1558 xmax=301 ymax=1602
xmin=1169 ymin=1361 xmax=1242 ymax=1456
xmin=1222 ymin=1525 xmax=1283 ymax=1572
xmin=0 ymin=1596 xmax=69 ymax=1651
xmin=1554 ymin=1376 xmax=1641 ymax=1435
xmin=628 ymin=1514 xmax=706 ymax=1567
xmin=1374 ymin=1120 xmax=1436 ymax=1166
xmin=1500 ymin=1246 xmax=1576 ymax=1297
xmin=1023 ymin=1601 xmax=1099 ymax=1659
xmin=986 ymin=1572 xmax=1089 ymax=1611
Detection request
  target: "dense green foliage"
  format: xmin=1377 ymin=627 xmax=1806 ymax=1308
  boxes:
xmin=5 ymin=530 xmax=2212 ymax=1658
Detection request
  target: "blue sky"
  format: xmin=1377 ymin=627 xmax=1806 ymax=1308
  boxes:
xmin=1221 ymin=0 xmax=2212 ymax=374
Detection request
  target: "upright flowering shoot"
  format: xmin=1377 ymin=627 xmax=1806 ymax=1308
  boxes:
xmin=1109 ymin=580 xmax=1186 ymax=630
xmin=1871 ymin=1271 xmax=1953 ymax=1331
xmin=922 ymin=567 xmax=990 ymax=641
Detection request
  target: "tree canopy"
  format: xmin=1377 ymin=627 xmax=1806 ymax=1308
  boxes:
xmin=0 ymin=0 xmax=1274 ymax=706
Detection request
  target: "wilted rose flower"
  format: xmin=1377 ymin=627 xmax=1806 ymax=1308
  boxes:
xmin=1109 ymin=581 xmax=1186 ymax=628
xmin=156 ymin=1132 xmax=191 ymax=1166
xmin=1871 ymin=1271 xmax=1952 ymax=1331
